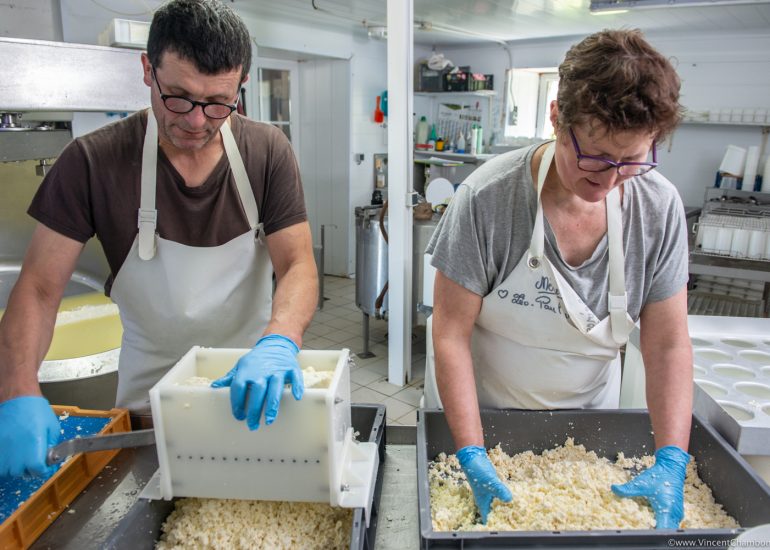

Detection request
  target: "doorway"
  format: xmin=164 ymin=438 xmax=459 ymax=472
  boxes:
xmin=246 ymin=57 xmax=300 ymax=150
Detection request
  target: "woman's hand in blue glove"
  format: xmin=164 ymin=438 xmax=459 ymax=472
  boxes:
xmin=457 ymin=445 xmax=513 ymax=524
xmin=211 ymin=334 xmax=304 ymax=431
xmin=612 ymin=445 xmax=690 ymax=529
xmin=0 ymin=396 xmax=61 ymax=478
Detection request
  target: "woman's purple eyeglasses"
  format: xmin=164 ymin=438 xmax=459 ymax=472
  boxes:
xmin=569 ymin=128 xmax=657 ymax=177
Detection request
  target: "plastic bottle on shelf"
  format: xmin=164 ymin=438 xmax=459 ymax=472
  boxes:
xmin=456 ymin=132 xmax=466 ymax=154
xmin=428 ymin=124 xmax=437 ymax=151
xmin=476 ymin=126 xmax=484 ymax=154
xmin=470 ymin=125 xmax=478 ymax=156
xmin=416 ymin=116 xmax=429 ymax=147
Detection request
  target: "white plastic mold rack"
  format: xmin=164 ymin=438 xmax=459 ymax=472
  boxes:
xmin=145 ymin=346 xmax=379 ymax=523
xmin=687 ymin=317 xmax=770 ymax=456
xmin=621 ymin=316 xmax=770 ymax=457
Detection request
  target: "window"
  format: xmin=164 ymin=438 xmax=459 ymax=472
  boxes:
xmin=536 ymin=72 xmax=559 ymax=140
xmin=504 ymin=68 xmax=558 ymax=140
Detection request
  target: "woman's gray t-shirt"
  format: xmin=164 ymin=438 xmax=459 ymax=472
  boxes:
xmin=425 ymin=142 xmax=689 ymax=321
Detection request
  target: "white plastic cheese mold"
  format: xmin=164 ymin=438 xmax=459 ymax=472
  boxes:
xmin=622 ymin=316 xmax=770 ymax=456
xmin=686 ymin=317 xmax=770 ymax=456
xmin=144 ymin=346 xmax=379 ymax=524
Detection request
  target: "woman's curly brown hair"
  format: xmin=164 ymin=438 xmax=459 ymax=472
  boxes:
xmin=556 ymin=29 xmax=683 ymax=142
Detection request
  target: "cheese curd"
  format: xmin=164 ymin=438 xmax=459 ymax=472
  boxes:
xmin=429 ymin=438 xmax=739 ymax=531
xmin=182 ymin=376 xmax=213 ymax=387
xmin=301 ymin=366 xmax=334 ymax=389
xmin=156 ymin=498 xmax=352 ymax=550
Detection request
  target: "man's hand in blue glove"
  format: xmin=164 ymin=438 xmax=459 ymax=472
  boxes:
xmin=457 ymin=445 xmax=513 ymax=524
xmin=0 ymin=396 xmax=61 ymax=478
xmin=612 ymin=445 xmax=690 ymax=529
xmin=211 ymin=334 xmax=304 ymax=431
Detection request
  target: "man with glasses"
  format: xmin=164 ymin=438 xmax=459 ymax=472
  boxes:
xmin=0 ymin=0 xmax=316 ymax=478
xmin=425 ymin=29 xmax=693 ymax=529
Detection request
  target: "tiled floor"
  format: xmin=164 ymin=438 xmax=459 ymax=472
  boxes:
xmin=303 ymin=275 xmax=426 ymax=426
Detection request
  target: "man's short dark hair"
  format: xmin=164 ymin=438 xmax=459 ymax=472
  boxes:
xmin=147 ymin=0 xmax=252 ymax=80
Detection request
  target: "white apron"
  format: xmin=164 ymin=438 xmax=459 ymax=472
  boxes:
xmin=425 ymin=142 xmax=634 ymax=410
xmin=110 ymin=110 xmax=273 ymax=414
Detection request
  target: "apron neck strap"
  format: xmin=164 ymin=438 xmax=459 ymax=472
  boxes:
xmin=138 ymin=109 xmax=159 ymax=261
xmin=137 ymin=110 xmax=260 ymax=261
xmin=220 ymin=120 xmax=259 ymax=230
xmin=606 ymin=187 xmax=630 ymax=345
xmin=527 ymin=139 xmax=630 ymax=345
xmin=528 ymin=141 xmax=555 ymax=264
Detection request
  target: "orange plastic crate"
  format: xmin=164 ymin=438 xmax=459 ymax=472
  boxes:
xmin=0 ymin=405 xmax=130 ymax=550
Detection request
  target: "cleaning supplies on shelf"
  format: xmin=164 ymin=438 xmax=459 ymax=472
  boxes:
xmin=380 ymin=90 xmax=388 ymax=117
xmin=416 ymin=116 xmax=429 ymax=148
xmin=456 ymin=132 xmax=466 ymax=154
xmin=374 ymin=96 xmax=384 ymax=124
xmin=428 ymin=124 xmax=437 ymax=151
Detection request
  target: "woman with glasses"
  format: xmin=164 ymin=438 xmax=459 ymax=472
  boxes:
xmin=425 ymin=29 xmax=692 ymax=529
xmin=0 ymin=0 xmax=317 ymax=479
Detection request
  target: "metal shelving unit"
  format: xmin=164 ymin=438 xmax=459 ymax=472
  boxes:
xmin=689 ymin=187 xmax=770 ymax=316
xmin=689 ymin=253 xmax=770 ymax=283
xmin=681 ymin=119 xmax=770 ymax=129
xmin=687 ymin=292 xmax=765 ymax=317
xmin=414 ymin=90 xmax=496 ymax=98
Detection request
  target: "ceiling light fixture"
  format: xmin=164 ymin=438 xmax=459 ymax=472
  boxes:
xmin=590 ymin=0 xmax=770 ymax=12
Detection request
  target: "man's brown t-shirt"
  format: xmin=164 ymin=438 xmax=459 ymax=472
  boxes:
xmin=28 ymin=110 xmax=307 ymax=294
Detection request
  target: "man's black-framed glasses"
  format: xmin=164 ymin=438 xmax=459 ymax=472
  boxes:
xmin=151 ymin=67 xmax=238 ymax=120
xmin=569 ymin=127 xmax=657 ymax=177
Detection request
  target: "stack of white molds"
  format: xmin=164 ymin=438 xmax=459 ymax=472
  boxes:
xmin=621 ymin=316 xmax=770 ymax=484
xmin=143 ymin=346 xmax=379 ymax=525
xmin=694 ymin=214 xmax=770 ymax=260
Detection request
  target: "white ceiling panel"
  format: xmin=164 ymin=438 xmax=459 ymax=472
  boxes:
xmin=232 ymin=0 xmax=770 ymax=46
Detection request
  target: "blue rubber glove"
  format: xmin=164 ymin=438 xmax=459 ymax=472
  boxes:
xmin=612 ymin=445 xmax=690 ymax=529
xmin=0 ymin=396 xmax=61 ymax=478
xmin=456 ymin=445 xmax=513 ymax=524
xmin=211 ymin=334 xmax=304 ymax=431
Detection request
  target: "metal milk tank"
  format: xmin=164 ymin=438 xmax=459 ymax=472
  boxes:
xmin=354 ymin=204 xmax=438 ymax=323
xmin=355 ymin=205 xmax=389 ymax=317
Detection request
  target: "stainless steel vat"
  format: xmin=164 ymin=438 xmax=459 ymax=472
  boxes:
xmin=413 ymin=216 xmax=439 ymax=322
xmin=1 ymin=160 xmax=118 ymax=410
xmin=0 ymin=262 xmax=104 ymax=307
xmin=38 ymin=350 xmax=119 ymax=411
xmin=355 ymin=205 xmax=389 ymax=317
xmin=0 ymin=263 xmax=119 ymax=410
xmin=354 ymin=205 xmax=439 ymax=321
